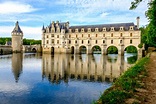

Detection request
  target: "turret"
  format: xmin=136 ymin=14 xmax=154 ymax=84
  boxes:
xmin=11 ymin=21 xmax=23 ymax=52
xmin=42 ymin=25 xmax=45 ymax=33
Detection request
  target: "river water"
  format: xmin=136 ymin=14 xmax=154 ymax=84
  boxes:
xmin=0 ymin=53 xmax=137 ymax=104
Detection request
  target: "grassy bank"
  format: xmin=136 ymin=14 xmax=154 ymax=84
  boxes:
xmin=95 ymin=56 xmax=150 ymax=104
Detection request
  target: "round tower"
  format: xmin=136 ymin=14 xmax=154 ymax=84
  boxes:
xmin=11 ymin=21 xmax=23 ymax=52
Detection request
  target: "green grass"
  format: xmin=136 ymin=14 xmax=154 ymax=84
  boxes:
xmin=95 ymin=56 xmax=149 ymax=104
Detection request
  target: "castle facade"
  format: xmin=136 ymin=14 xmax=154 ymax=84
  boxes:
xmin=42 ymin=17 xmax=141 ymax=55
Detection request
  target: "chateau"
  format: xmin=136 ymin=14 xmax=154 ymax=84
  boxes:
xmin=42 ymin=17 xmax=141 ymax=55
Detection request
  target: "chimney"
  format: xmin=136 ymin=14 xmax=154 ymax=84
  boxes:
xmin=136 ymin=17 xmax=140 ymax=29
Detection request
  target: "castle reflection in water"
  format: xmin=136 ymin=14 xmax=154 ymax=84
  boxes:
xmin=41 ymin=54 xmax=137 ymax=83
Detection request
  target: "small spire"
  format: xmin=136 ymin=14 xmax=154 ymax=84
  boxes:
xmin=12 ymin=21 xmax=23 ymax=33
xmin=42 ymin=24 xmax=45 ymax=30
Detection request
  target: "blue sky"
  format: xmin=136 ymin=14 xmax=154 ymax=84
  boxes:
xmin=0 ymin=0 xmax=148 ymax=39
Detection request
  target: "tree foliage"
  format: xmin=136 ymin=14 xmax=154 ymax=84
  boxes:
xmin=130 ymin=0 xmax=156 ymax=47
xmin=107 ymin=46 xmax=118 ymax=54
xmin=0 ymin=37 xmax=11 ymax=45
xmin=0 ymin=37 xmax=41 ymax=45
xmin=23 ymin=38 xmax=41 ymax=45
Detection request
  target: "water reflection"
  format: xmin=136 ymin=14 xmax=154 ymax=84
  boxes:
xmin=42 ymin=54 xmax=137 ymax=83
xmin=12 ymin=53 xmax=23 ymax=83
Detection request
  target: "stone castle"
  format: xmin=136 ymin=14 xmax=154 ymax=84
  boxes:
xmin=42 ymin=17 xmax=142 ymax=55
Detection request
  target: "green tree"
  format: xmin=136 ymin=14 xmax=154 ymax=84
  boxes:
xmin=130 ymin=0 xmax=156 ymax=47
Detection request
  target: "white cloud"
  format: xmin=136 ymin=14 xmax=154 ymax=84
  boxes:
xmin=0 ymin=1 xmax=38 ymax=14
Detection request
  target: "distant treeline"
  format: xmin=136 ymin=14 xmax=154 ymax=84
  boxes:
xmin=0 ymin=37 xmax=41 ymax=45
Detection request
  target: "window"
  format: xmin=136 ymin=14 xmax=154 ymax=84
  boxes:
xmin=69 ymin=40 xmax=71 ymax=44
xmin=47 ymin=40 xmax=49 ymax=44
xmin=103 ymin=34 xmax=105 ymax=37
xmin=103 ymin=28 xmax=106 ymax=31
xmin=57 ymin=40 xmax=59 ymax=44
xmin=88 ymin=34 xmax=90 ymax=37
xmin=47 ymin=35 xmax=48 ymax=38
xmin=130 ymin=40 xmax=132 ymax=44
xmin=130 ymin=33 xmax=132 ymax=37
xmin=75 ymin=40 xmax=77 ymax=44
xmin=96 ymin=34 xmax=98 ymax=37
xmin=95 ymin=40 xmax=98 ymax=44
xmin=69 ymin=34 xmax=71 ymax=38
xmin=51 ymin=34 xmax=54 ymax=37
xmin=52 ymin=39 xmax=54 ymax=43
xmin=111 ymin=40 xmax=113 ymax=44
xmin=120 ymin=40 xmax=122 ymax=44
xmin=111 ymin=33 xmax=113 ymax=37
xmin=88 ymin=40 xmax=90 ymax=44
xmin=82 ymin=34 xmax=83 ymax=37
xmin=120 ymin=27 xmax=123 ymax=31
xmin=82 ymin=40 xmax=83 ymax=44
xmin=76 ymin=34 xmax=78 ymax=38
xmin=120 ymin=33 xmax=122 ymax=37
xmin=57 ymin=35 xmax=59 ymax=38
xmin=103 ymin=40 xmax=105 ymax=43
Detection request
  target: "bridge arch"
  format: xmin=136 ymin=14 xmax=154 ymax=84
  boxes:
xmin=124 ymin=45 xmax=138 ymax=54
xmin=106 ymin=45 xmax=118 ymax=54
xmin=32 ymin=48 xmax=37 ymax=53
xmin=91 ymin=45 xmax=101 ymax=54
xmin=79 ymin=45 xmax=87 ymax=54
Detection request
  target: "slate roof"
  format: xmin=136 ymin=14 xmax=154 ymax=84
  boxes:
xmin=69 ymin=22 xmax=138 ymax=32
xmin=12 ymin=21 xmax=23 ymax=33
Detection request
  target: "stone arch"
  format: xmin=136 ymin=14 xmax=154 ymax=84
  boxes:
xmin=32 ymin=48 xmax=37 ymax=53
xmin=71 ymin=46 xmax=74 ymax=54
xmin=106 ymin=45 xmax=118 ymax=54
xmin=79 ymin=45 xmax=87 ymax=54
xmin=91 ymin=45 xmax=101 ymax=54
xmin=51 ymin=47 xmax=55 ymax=54
xmin=124 ymin=45 xmax=138 ymax=54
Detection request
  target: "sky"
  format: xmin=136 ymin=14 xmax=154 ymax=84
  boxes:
xmin=0 ymin=0 xmax=149 ymax=40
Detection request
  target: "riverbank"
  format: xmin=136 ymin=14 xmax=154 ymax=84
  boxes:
xmin=95 ymin=53 xmax=151 ymax=104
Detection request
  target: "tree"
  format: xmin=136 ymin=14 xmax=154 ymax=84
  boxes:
xmin=130 ymin=0 xmax=156 ymax=47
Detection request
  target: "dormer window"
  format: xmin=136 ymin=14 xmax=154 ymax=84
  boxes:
xmin=130 ymin=26 xmax=134 ymax=30
xmin=103 ymin=27 xmax=106 ymax=31
xmin=111 ymin=27 xmax=114 ymax=31
xmin=88 ymin=28 xmax=91 ymax=32
xmin=81 ymin=28 xmax=84 ymax=32
xmin=75 ymin=29 xmax=78 ymax=32
xmin=95 ymin=28 xmax=98 ymax=32
xmin=120 ymin=27 xmax=124 ymax=31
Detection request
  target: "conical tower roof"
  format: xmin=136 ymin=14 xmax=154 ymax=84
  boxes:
xmin=12 ymin=21 xmax=23 ymax=33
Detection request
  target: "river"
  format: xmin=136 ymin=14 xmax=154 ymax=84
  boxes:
xmin=0 ymin=53 xmax=137 ymax=104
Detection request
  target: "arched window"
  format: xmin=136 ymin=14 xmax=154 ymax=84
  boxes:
xmin=111 ymin=40 xmax=113 ymax=44
xmin=130 ymin=39 xmax=132 ymax=44
xmin=75 ymin=40 xmax=77 ymax=44
xmin=88 ymin=40 xmax=90 ymax=44
xmin=103 ymin=40 xmax=105 ymax=43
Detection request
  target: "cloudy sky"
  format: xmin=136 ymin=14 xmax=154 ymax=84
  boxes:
xmin=0 ymin=0 xmax=148 ymax=39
